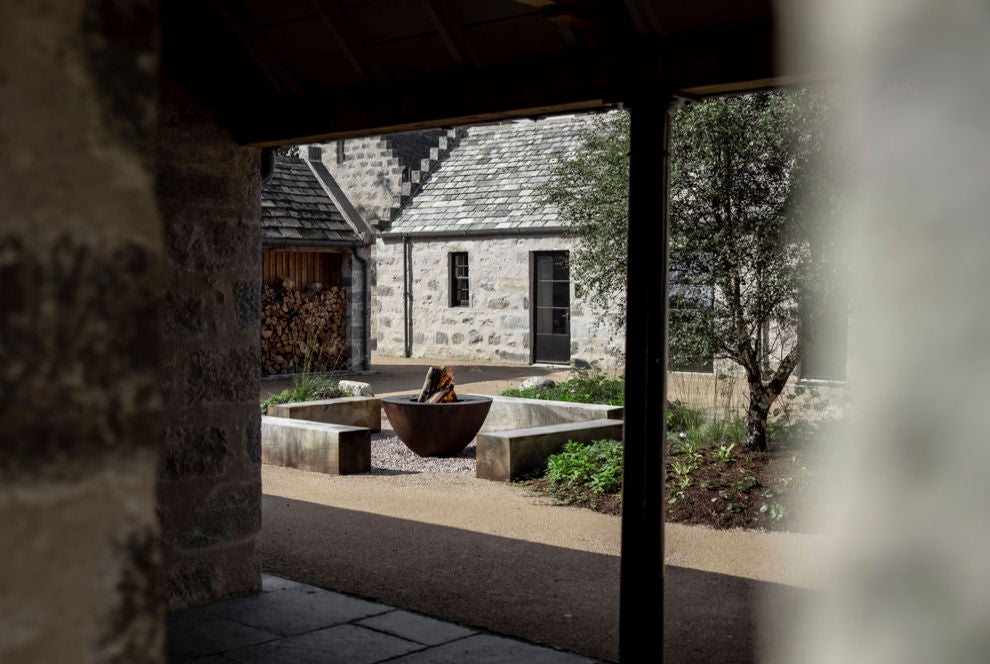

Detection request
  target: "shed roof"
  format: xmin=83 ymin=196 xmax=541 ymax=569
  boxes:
xmin=261 ymin=158 xmax=362 ymax=246
xmin=387 ymin=114 xmax=592 ymax=236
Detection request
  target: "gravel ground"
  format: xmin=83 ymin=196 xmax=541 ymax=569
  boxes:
xmin=369 ymin=431 xmax=476 ymax=475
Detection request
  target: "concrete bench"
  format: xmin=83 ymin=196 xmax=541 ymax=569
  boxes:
xmin=476 ymin=418 xmax=624 ymax=481
xmin=268 ymin=396 xmax=381 ymax=432
xmin=480 ymin=395 xmax=623 ymax=433
xmin=262 ymin=416 xmax=370 ymax=475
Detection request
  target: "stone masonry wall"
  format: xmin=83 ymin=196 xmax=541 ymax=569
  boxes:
xmin=156 ymin=77 xmax=262 ymax=610
xmin=0 ymin=2 xmax=166 ymax=662
xmin=320 ymin=137 xmax=405 ymax=228
xmin=375 ymin=235 xmax=621 ymax=367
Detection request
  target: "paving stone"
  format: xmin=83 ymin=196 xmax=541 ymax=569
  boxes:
xmin=387 ymin=634 xmax=599 ymax=663
xmin=223 ymin=624 xmax=421 ymax=664
xmin=167 ymin=609 xmax=278 ymax=662
xmin=357 ymin=609 xmax=477 ymax=646
xmin=260 ymin=574 xmax=303 ymax=592
xmin=204 ymin=585 xmax=391 ymax=636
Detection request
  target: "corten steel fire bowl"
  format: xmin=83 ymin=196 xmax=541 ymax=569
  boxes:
xmin=381 ymin=394 xmax=493 ymax=457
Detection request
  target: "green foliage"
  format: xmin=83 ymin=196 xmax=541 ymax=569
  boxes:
xmin=666 ymin=400 xmax=704 ymax=431
xmin=545 ymin=439 xmax=623 ymax=495
xmin=540 ymin=90 xmax=840 ymax=451
xmin=713 ymin=443 xmax=735 ymax=463
xmin=501 ymin=365 xmax=624 ymax=406
xmin=539 ymin=111 xmax=630 ymax=338
xmin=261 ymin=373 xmax=343 ymax=413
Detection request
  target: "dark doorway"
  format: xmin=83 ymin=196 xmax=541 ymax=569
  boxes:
xmin=532 ymin=251 xmax=571 ymax=364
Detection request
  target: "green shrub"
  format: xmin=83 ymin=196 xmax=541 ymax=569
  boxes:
xmin=501 ymin=365 xmax=624 ymax=405
xmin=545 ymin=439 xmax=623 ymax=495
xmin=666 ymin=400 xmax=704 ymax=431
xmin=261 ymin=373 xmax=343 ymax=413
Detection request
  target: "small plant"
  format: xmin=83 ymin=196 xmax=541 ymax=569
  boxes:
xmin=545 ymin=439 xmax=623 ymax=495
xmin=713 ymin=443 xmax=735 ymax=463
xmin=677 ymin=435 xmax=702 ymax=457
xmin=670 ymin=459 xmax=694 ymax=477
xmin=261 ymin=373 xmax=343 ymax=413
xmin=732 ymin=475 xmax=760 ymax=493
xmin=666 ymin=400 xmax=704 ymax=431
xmin=760 ymin=503 xmax=788 ymax=522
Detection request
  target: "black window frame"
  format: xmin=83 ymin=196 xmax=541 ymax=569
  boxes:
xmin=449 ymin=252 xmax=470 ymax=307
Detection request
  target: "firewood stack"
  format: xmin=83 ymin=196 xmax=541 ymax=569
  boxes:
xmin=261 ymin=278 xmax=349 ymax=375
xmin=417 ymin=366 xmax=457 ymax=403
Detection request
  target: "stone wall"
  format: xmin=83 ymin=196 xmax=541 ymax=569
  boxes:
xmin=0 ymin=1 xmax=165 ymax=661
xmin=375 ymin=235 xmax=620 ymax=366
xmin=320 ymin=137 xmax=405 ymax=228
xmin=155 ymin=77 xmax=262 ymax=610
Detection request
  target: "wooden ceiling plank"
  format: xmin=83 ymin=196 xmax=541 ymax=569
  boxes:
xmin=309 ymin=0 xmax=389 ymax=84
xmin=218 ymin=16 xmax=780 ymax=145
xmin=212 ymin=0 xmax=304 ymax=95
xmin=419 ymin=0 xmax=483 ymax=68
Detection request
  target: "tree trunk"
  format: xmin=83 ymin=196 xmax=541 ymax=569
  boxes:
xmin=745 ymin=392 xmax=772 ymax=452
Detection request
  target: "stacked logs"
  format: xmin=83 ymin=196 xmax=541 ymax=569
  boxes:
xmin=261 ymin=278 xmax=349 ymax=375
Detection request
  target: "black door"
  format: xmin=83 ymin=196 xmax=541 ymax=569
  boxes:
xmin=532 ymin=251 xmax=570 ymax=364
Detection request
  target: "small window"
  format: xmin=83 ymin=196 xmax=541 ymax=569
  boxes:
xmin=449 ymin=252 xmax=469 ymax=307
xmin=336 ymin=140 xmax=346 ymax=164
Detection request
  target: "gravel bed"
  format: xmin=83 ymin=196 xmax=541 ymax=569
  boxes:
xmin=370 ymin=431 xmax=476 ymax=475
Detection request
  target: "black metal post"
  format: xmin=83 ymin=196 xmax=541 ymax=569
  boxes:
xmin=619 ymin=92 xmax=674 ymax=662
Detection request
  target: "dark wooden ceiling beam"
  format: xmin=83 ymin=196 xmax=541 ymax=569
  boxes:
xmin=310 ymin=0 xmax=389 ymax=84
xmin=221 ymin=18 xmax=779 ymax=145
xmin=420 ymin=0 xmax=483 ymax=68
xmin=228 ymin=49 xmax=627 ymax=145
xmin=212 ymin=0 xmax=303 ymax=95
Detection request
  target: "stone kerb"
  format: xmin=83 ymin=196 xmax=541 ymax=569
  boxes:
xmin=268 ymin=396 xmax=382 ymax=431
xmin=262 ymin=416 xmax=371 ymax=475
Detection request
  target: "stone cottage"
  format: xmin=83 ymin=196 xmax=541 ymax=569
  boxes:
xmin=260 ymin=149 xmax=373 ymax=372
xmin=322 ymin=114 xmax=622 ymax=367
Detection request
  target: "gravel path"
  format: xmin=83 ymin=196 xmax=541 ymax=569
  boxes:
xmin=369 ymin=431 xmax=476 ymax=475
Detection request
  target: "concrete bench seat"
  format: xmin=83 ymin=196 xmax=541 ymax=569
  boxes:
xmin=480 ymin=396 xmax=623 ymax=433
xmin=476 ymin=418 xmax=624 ymax=481
xmin=262 ymin=416 xmax=371 ymax=475
xmin=267 ymin=396 xmax=381 ymax=431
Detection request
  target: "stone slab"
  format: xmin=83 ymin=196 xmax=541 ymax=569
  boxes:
xmin=166 ymin=608 xmax=279 ymax=662
xmin=261 ymin=416 xmax=371 ymax=475
xmin=269 ymin=396 xmax=382 ymax=431
xmin=357 ymin=610 xmax=477 ymax=646
xmin=205 ymin=584 xmax=391 ymax=637
xmin=479 ymin=396 xmax=623 ymax=433
xmin=224 ymin=624 xmax=420 ymax=664
xmin=386 ymin=633 xmax=599 ymax=663
xmin=476 ymin=419 xmax=624 ymax=481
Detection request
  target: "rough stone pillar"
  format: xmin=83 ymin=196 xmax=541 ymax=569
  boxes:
xmin=0 ymin=1 xmax=165 ymax=662
xmin=155 ymin=76 xmax=263 ymax=610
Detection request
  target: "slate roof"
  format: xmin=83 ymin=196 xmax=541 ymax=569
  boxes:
xmin=261 ymin=158 xmax=362 ymax=246
xmin=387 ymin=114 xmax=594 ymax=236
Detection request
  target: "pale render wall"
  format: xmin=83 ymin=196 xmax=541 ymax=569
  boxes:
xmin=375 ymin=235 xmax=620 ymax=366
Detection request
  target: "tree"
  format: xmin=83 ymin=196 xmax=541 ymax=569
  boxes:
xmin=540 ymin=90 xmax=837 ymax=451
